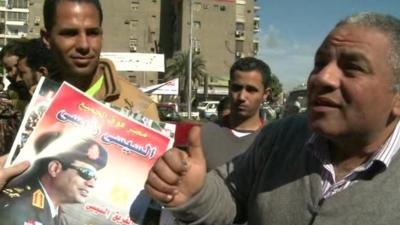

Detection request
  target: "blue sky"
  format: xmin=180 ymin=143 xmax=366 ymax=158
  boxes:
xmin=256 ymin=0 xmax=400 ymax=91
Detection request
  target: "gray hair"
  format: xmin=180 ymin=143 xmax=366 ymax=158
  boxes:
xmin=335 ymin=12 xmax=400 ymax=91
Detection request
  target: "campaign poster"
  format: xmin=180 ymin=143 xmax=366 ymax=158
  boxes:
xmin=1 ymin=82 xmax=172 ymax=225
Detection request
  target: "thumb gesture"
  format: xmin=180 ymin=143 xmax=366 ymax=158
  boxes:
xmin=145 ymin=126 xmax=206 ymax=207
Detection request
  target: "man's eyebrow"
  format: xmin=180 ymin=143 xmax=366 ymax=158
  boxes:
xmin=340 ymin=49 xmax=369 ymax=62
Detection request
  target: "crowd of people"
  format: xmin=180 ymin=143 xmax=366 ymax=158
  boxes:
xmin=0 ymin=0 xmax=398 ymax=225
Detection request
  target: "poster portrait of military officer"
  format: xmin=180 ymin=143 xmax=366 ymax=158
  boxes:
xmin=0 ymin=131 xmax=108 ymax=225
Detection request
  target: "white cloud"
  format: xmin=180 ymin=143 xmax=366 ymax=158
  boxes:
xmin=257 ymin=26 xmax=318 ymax=91
xmin=264 ymin=25 xmax=282 ymax=49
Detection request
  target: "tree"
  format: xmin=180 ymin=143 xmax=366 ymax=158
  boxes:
xmin=268 ymin=73 xmax=283 ymax=104
xmin=164 ymin=51 xmax=207 ymax=104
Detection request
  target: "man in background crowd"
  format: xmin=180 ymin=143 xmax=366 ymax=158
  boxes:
xmin=0 ymin=40 xmax=31 ymax=112
xmin=201 ymin=56 xmax=272 ymax=170
xmin=17 ymin=38 xmax=53 ymax=95
xmin=156 ymin=57 xmax=272 ymax=225
xmin=0 ymin=40 xmax=30 ymax=154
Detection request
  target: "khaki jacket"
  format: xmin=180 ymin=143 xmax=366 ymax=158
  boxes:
xmin=93 ymin=58 xmax=159 ymax=121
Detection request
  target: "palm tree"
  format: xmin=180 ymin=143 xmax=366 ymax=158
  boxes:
xmin=164 ymin=51 xmax=207 ymax=104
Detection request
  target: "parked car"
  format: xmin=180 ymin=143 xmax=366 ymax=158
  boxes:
xmin=157 ymin=102 xmax=180 ymax=121
xmin=197 ymin=100 xmax=219 ymax=120
xmin=157 ymin=103 xmax=201 ymax=148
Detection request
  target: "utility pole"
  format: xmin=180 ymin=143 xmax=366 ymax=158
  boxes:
xmin=187 ymin=0 xmax=193 ymax=119
xmin=2 ymin=0 xmax=8 ymax=85
xmin=3 ymin=0 xmax=8 ymax=46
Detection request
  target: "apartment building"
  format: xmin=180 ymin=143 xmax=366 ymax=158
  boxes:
xmin=160 ymin=0 xmax=260 ymax=83
xmin=0 ymin=0 xmax=29 ymax=47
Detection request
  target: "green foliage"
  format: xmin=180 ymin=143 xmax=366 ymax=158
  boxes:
xmin=269 ymin=73 xmax=283 ymax=103
xmin=164 ymin=51 xmax=207 ymax=103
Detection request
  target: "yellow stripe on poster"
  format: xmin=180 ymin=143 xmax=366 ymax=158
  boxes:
xmin=32 ymin=189 xmax=44 ymax=209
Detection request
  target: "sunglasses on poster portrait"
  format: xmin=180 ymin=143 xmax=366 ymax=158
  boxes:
xmin=63 ymin=163 xmax=97 ymax=181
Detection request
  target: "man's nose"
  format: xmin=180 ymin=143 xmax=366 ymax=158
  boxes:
xmin=85 ymin=177 xmax=96 ymax=187
xmin=309 ymin=62 xmax=341 ymax=91
xmin=76 ymin=34 xmax=90 ymax=54
xmin=238 ymin=89 xmax=248 ymax=101
xmin=15 ymin=74 xmax=22 ymax=82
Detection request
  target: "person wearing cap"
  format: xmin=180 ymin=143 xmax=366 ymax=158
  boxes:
xmin=0 ymin=133 xmax=108 ymax=225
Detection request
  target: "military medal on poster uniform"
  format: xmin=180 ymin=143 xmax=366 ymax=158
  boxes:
xmin=32 ymin=189 xmax=45 ymax=209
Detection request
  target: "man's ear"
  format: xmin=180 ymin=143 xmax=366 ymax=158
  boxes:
xmin=40 ymin=28 xmax=51 ymax=50
xmin=392 ymin=93 xmax=400 ymax=117
xmin=263 ymin=87 xmax=271 ymax=102
xmin=37 ymin=66 xmax=49 ymax=77
xmin=48 ymin=160 xmax=63 ymax=178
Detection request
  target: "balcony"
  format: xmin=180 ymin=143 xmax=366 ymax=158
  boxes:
xmin=254 ymin=5 xmax=260 ymax=11
xmin=6 ymin=20 xmax=25 ymax=26
xmin=235 ymin=30 xmax=244 ymax=37
xmin=0 ymin=31 xmax=27 ymax=39
xmin=0 ymin=7 xmax=29 ymax=13
xmin=253 ymin=20 xmax=260 ymax=33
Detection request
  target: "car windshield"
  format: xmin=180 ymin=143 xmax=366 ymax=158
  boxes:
xmin=157 ymin=106 xmax=180 ymax=121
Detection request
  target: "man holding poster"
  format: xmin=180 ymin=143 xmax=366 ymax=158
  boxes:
xmin=41 ymin=0 xmax=159 ymax=120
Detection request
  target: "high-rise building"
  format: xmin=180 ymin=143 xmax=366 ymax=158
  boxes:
xmin=160 ymin=0 xmax=260 ymax=77
xmin=0 ymin=0 xmax=29 ymax=47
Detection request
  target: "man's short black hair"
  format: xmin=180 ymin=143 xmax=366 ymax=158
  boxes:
xmin=43 ymin=0 xmax=103 ymax=32
xmin=217 ymin=96 xmax=230 ymax=115
xmin=23 ymin=38 xmax=52 ymax=71
xmin=229 ymin=57 xmax=272 ymax=88
xmin=0 ymin=39 xmax=29 ymax=64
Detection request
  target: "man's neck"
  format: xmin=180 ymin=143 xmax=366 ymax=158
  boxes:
xmin=40 ymin=177 xmax=61 ymax=209
xmin=329 ymin=118 xmax=399 ymax=180
xmin=60 ymin=68 xmax=100 ymax=91
xmin=228 ymin=113 xmax=262 ymax=131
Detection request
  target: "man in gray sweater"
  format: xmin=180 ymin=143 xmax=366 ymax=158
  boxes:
xmin=145 ymin=12 xmax=400 ymax=225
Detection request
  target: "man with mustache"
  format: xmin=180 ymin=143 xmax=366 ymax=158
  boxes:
xmin=145 ymin=12 xmax=400 ymax=224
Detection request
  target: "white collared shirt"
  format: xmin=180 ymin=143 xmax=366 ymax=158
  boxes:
xmin=307 ymin=120 xmax=400 ymax=198
xmin=38 ymin=181 xmax=58 ymax=218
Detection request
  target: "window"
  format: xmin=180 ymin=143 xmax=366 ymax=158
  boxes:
xmin=253 ymin=42 xmax=259 ymax=54
xmin=194 ymin=2 xmax=201 ymax=11
xmin=129 ymin=39 xmax=138 ymax=52
xmin=235 ymin=40 xmax=244 ymax=52
xmin=129 ymin=75 xmax=137 ymax=83
xmin=194 ymin=21 xmax=201 ymax=29
xmin=129 ymin=20 xmax=139 ymax=32
xmin=235 ymin=23 xmax=245 ymax=37
xmin=34 ymin=16 xmax=40 ymax=25
xmin=194 ymin=39 xmax=201 ymax=53
xmin=254 ymin=20 xmax=260 ymax=30
xmin=131 ymin=2 xmax=139 ymax=10
xmin=148 ymin=31 xmax=156 ymax=43
xmin=11 ymin=0 xmax=27 ymax=8
xmin=220 ymin=5 xmax=226 ymax=11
